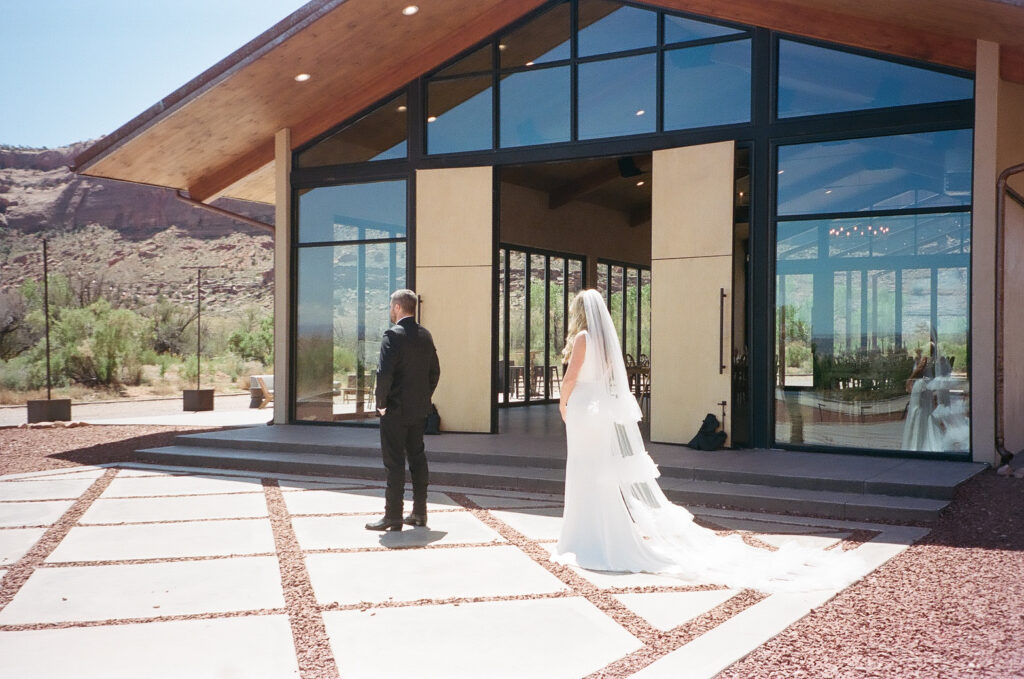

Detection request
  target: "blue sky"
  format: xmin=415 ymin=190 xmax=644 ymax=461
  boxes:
xmin=0 ymin=0 xmax=310 ymax=148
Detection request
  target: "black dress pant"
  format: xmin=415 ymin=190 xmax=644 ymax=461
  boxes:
xmin=380 ymin=414 xmax=428 ymax=519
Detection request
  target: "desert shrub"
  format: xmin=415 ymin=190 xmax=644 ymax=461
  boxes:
xmin=333 ymin=345 xmax=356 ymax=373
xmin=228 ymin=313 xmax=273 ymax=366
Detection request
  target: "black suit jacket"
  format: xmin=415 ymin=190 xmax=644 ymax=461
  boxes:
xmin=375 ymin=316 xmax=441 ymax=423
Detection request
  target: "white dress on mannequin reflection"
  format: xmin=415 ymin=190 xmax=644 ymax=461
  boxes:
xmin=552 ymin=291 xmax=863 ymax=594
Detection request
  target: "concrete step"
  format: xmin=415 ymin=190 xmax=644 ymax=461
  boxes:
xmin=135 ymin=445 xmax=951 ymax=522
xmin=171 ymin=429 xmax=982 ymax=500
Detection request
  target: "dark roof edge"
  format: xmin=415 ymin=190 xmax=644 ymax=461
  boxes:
xmin=73 ymin=0 xmax=348 ymax=175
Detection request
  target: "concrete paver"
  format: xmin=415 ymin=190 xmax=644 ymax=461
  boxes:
xmin=614 ymin=589 xmax=740 ymax=631
xmin=0 ymin=478 xmax=97 ymax=501
xmin=307 ymin=545 xmax=568 ymax=606
xmin=291 ymin=511 xmax=505 ymax=551
xmin=489 ymin=506 xmax=563 ymax=540
xmin=0 ymin=556 xmax=285 ymax=624
xmin=101 ymin=473 xmax=264 ymax=498
xmin=79 ymin=493 xmax=268 ymax=524
xmin=323 ymin=597 xmax=643 ymax=679
xmin=46 ymin=519 xmax=275 ymax=562
xmin=0 ymin=500 xmax=75 ymax=527
xmin=0 ymin=616 xmax=301 ymax=679
xmin=282 ymin=487 xmax=457 ymax=515
xmin=0 ymin=528 xmax=46 ymax=565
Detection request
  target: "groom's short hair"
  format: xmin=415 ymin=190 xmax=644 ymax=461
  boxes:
xmin=390 ymin=289 xmax=418 ymax=314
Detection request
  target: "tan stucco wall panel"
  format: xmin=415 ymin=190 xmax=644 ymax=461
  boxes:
xmin=651 ymin=141 xmax=734 ymax=260
xmin=415 ymin=166 xmax=493 ymax=433
xmin=417 ymin=167 xmax=493 ymax=268
xmin=416 ymin=265 xmax=492 ymax=433
xmin=650 ymin=256 xmax=732 ymax=444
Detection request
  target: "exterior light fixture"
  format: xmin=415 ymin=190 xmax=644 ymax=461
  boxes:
xmin=294 ymin=73 xmax=311 ymax=82
xmin=427 ymin=115 xmax=437 ymax=122
xmin=402 ymin=5 xmax=419 ymax=16
xmin=397 ymin=105 xmax=408 ymax=112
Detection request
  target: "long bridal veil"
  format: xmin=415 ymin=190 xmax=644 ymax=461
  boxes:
xmin=554 ymin=290 xmax=864 ymax=594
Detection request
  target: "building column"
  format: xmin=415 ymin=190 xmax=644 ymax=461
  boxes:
xmin=273 ymin=128 xmax=292 ymax=425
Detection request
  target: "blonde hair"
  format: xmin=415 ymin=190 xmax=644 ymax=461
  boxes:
xmin=562 ymin=292 xmax=588 ymax=364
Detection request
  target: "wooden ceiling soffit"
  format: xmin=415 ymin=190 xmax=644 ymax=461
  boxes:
xmin=186 ymin=0 xmax=547 ymax=203
xmin=644 ymin=0 xmax=977 ymax=72
xmin=1002 ymin=45 xmax=1024 ymax=84
xmin=214 ymin=160 xmax=276 ymax=205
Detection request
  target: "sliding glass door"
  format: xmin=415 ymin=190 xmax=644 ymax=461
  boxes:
xmin=498 ymin=246 xmax=584 ymax=405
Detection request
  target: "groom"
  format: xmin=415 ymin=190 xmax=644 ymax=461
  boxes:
xmin=365 ymin=289 xmax=440 ymax=532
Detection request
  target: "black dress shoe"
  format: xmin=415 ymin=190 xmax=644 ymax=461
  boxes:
xmin=365 ymin=517 xmax=403 ymax=531
xmin=403 ymin=513 xmax=427 ymax=527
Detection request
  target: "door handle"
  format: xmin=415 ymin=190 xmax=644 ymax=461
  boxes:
xmin=719 ymin=288 xmax=727 ymax=374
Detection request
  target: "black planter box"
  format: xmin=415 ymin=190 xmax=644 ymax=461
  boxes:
xmin=183 ymin=389 xmax=215 ymax=412
xmin=27 ymin=398 xmax=72 ymax=423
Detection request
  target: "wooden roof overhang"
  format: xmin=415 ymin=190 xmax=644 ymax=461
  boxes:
xmin=74 ymin=0 xmax=1024 ymax=206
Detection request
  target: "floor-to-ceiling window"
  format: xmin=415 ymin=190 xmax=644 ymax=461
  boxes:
xmin=774 ymin=129 xmax=973 ymax=455
xmin=293 ymin=180 xmax=408 ymax=421
xmin=499 ymin=246 xmax=584 ymax=404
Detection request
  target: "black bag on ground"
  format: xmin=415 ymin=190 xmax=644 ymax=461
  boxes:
xmin=424 ymin=403 xmax=441 ymax=435
xmin=687 ymin=413 xmax=727 ymax=451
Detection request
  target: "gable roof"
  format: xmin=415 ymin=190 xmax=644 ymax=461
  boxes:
xmin=74 ymin=0 xmax=1024 ymax=205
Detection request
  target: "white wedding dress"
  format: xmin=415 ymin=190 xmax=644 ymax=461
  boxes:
xmin=552 ymin=291 xmax=863 ymax=594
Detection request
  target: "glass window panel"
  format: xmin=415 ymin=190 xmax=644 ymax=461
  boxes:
xmin=664 ymin=14 xmax=743 ymax=44
xmin=508 ymin=250 xmax=526 ymax=403
xmin=664 ymin=40 xmax=751 ymax=130
xmin=579 ymin=54 xmax=656 ymax=139
xmin=436 ymin=44 xmax=492 ymax=78
xmin=500 ymin=66 xmax=571 ymax=147
xmin=625 ymin=268 xmax=638 ymax=358
xmin=578 ymin=0 xmax=657 ymax=57
xmin=295 ymin=242 xmax=406 ymax=422
xmin=298 ymin=180 xmax=406 ymax=244
xmin=597 ymin=263 xmax=609 ymax=295
xmin=778 ymin=40 xmax=974 ymax=119
xmin=548 ymin=258 xmax=565 ymax=398
xmin=529 ymin=254 xmax=547 ymax=399
xmin=500 ymin=1 xmax=570 ymax=68
xmin=640 ymin=269 xmax=651 ymax=358
xmin=296 ymin=94 xmax=407 ymax=168
xmin=777 ymin=130 xmax=973 ymax=216
xmin=568 ymin=259 xmax=584 ymax=296
xmin=779 ymin=213 xmax=970 ymax=262
xmin=610 ymin=265 xmax=624 ymax=345
xmin=427 ymin=76 xmax=493 ymax=154
xmin=499 ymin=249 xmax=507 ymax=401
xmin=775 ymin=222 xmax=971 ymax=454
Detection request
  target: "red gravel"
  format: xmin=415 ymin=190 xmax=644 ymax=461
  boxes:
xmin=718 ymin=469 xmax=1024 ymax=679
xmin=0 ymin=425 xmax=218 ymax=476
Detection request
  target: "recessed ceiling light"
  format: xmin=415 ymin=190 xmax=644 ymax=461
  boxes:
xmin=397 ymin=105 xmax=408 ymax=112
xmin=294 ymin=73 xmax=311 ymax=82
xmin=525 ymin=61 xmax=534 ymax=67
xmin=738 ymin=191 xmax=744 ymax=197
xmin=402 ymin=5 xmax=419 ymax=16
xmin=636 ymin=180 xmax=645 ymax=186
xmin=635 ymin=109 xmax=645 ymax=116
xmin=777 ymin=169 xmax=785 ymax=174
xmin=427 ymin=115 xmax=437 ymax=122
xmin=825 ymin=189 xmax=833 ymax=194
xmin=498 ymin=43 xmax=507 ymax=51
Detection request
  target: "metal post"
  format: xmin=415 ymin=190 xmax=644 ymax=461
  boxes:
xmin=196 ymin=268 xmax=202 ymax=391
xmin=43 ymin=238 xmax=51 ymax=400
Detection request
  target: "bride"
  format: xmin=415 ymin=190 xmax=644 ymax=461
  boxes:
xmin=552 ymin=289 xmax=862 ymax=593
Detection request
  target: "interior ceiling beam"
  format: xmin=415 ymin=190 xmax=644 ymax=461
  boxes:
xmin=630 ymin=204 xmax=652 ymax=228
xmin=644 ymin=0 xmax=978 ymax=73
xmin=548 ymin=156 xmax=651 ymax=209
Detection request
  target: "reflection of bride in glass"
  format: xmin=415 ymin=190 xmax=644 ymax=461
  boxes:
xmin=901 ymin=330 xmax=970 ymax=453
xmin=552 ymin=289 xmax=861 ymax=593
